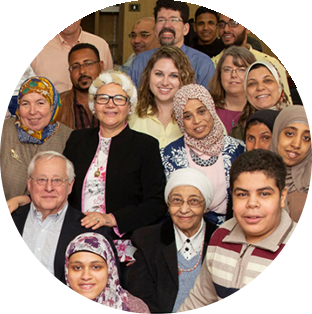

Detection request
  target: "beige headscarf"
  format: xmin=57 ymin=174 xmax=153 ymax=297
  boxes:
xmin=270 ymin=106 xmax=311 ymax=193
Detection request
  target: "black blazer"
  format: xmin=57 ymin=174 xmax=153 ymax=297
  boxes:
xmin=63 ymin=125 xmax=167 ymax=239
xmin=11 ymin=204 xmax=116 ymax=284
xmin=127 ymin=217 xmax=217 ymax=313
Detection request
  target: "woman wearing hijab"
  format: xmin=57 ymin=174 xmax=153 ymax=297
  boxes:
xmin=304 ymin=76 xmax=312 ymax=108
xmin=230 ymin=60 xmax=291 ymax=140
xmin=127 ymin=168 xmax=217 ymax=313
xmin=161 ymin=84 xmax=245 ymax=225
xmin=245 ymin=109 xmax=280 ymax=151
xmin=65 ymin=232 xmax=149 ymax=312
xmin=1 ymin=76 xmax=72 ymax=202
xmin=270 ymin=105 xmax=311 ymax=223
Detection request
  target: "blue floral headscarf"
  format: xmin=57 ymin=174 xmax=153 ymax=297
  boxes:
xmin=15 ymin=76 xmax=61 ymax=144
xmin=65 ymin=233 xmax=130 ymax=311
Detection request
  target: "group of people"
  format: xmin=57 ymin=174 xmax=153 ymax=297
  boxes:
xmin=1 ymin=0 xmax=310 ymax=312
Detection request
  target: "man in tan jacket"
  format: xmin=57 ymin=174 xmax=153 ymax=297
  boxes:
xmin=57 ymin=43 xmax=104 ymax=129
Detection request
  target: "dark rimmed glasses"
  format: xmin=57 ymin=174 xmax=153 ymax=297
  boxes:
xmin=95 ymin=94 xmax=129 ymax=106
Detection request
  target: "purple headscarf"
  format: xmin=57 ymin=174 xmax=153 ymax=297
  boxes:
xmin=59 ymin=232 xmax=130 ymax=314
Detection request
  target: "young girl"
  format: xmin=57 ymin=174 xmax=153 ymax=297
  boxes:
xmin=0 ymin=24 xmax=35 ymax=115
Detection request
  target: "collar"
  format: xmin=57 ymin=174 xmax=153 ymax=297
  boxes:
xmin=57 ymin=27 xmax=82 ymax=45
xmin=223 ymin=209 xmax=294 ymax=252
xmin=30 ymin=201 xmax=68 ymax=221
xmin=174 ymin=218 xmax=205 ymax=252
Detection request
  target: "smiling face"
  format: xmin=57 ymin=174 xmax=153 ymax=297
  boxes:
xmin=218 ymin=14 xmax=248 ymax=48
xmin=246 ymin=122 xmax=273 ymax=151
xmin=168 ymin=185 xmax=205 ymax=238
xmin=246 ymin=66 xmax=281 ymax=110
xmin=69 ymin=48 xmax=103 ymax=92
xmin=277 ymin=122 xmax=311 ymax=167
xmin=194 ymin=12 xmax=218 ymax=45
xmin=232 ymin=171 xmax=287 ymax=244
xmin=19 ymin=92 xmax=52 ymax=131
xmin=94 ymin=83 xmax=130 ymax=137
xmin=221 ymin=55 xmax=246 ymax=96
xmin=130 ymin=18 xmax=159 ymax=55
xmin=155 ymin=8 xmax=189 ymax=47
xmin=68 ymin=251 xmax=108 ymax=300
xmin=183 ymin=99 xmax=214 ymax=139
xmin=149 ymin=58 xmax=180 ymax=106
xmin=52 ymin=0 xmax=83 ymax=38
xmin=27 ymin=157 xmax=74 ymax=219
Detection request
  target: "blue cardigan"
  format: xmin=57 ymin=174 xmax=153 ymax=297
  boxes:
xmin=160 ymin=135 xmax=245 ymax=224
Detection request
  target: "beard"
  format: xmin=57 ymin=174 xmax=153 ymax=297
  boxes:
xmin=224 ymin=28 xmax=246 ymax=48
xmin=158 ymin=28 xmax=176 ymax=46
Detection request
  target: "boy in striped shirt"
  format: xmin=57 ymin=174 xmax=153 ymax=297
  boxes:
xmin=178 ymin=149 xmax=297 ymax=310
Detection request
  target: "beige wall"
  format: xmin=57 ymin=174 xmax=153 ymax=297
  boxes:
xmin=120 ymin=0 xmax=300 ymax=76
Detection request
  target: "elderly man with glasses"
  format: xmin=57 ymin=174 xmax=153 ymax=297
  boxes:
xmin=120 ymin=17 xmax=160 ymax=73
xmin=57 ymin=43 xmax=104 ymax=129
xmin=212 ymin=13 xmax=292 ymax=105
xmin=11 ymin=151 xmax=117 ymax=284
xmin=24 ymin=0 xmax=113 ymax=93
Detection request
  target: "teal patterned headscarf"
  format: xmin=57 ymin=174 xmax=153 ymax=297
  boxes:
xmin=15 ymin=76 xmax=61 ymax=144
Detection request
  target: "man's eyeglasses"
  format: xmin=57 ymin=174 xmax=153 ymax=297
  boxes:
xmin=54 ymin=6 xmax=80 ymax=15
xmin=128 ymin=32 xmax=151 ymax=39
xmin=216 ymin=21 xmax=239 ymax=29
xmin=69 ymin=60 xmax=100 ymax=72
xmin=168 ymin=197 xmax=205 ymax=208
xmin=95 ymin=94 xmax=129 ymax=106
xmin=156 ymin=18 xmax=183 ymax=24
xmin=30 ymin=176 xmax=69 ymax=186
xmin=221 ymin=67 xmax=246 ymax=76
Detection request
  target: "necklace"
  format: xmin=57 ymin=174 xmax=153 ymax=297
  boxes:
xmin=94 ymin=138 xmax=110 ymax=177
xmin=231 ymin=111 xmax=241 ymax=127
xmin=190 ymin=148 xmax=218 ymax=167
xmin=178 ymin=224 xmax=206 ymax=275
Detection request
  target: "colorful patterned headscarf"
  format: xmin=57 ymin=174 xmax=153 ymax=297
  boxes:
xmin=173 ymin=84 xmax=225 ymax=156
xmin=15 ymin=76 xmax=61 ymax=144
xmin=65 ymin=233 xmax=130 ymax=311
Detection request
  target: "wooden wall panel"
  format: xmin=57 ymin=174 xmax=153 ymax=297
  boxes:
xmin=122 ymin=0 xmax=302 ymax=76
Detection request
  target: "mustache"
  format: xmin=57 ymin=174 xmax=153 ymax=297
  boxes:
xmin=159 ymin=28 xmax=176 ymax=37
xmin=78 ymin=75 xmax=92 ymax=82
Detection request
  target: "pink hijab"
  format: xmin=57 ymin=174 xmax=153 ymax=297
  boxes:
xmin=173 ymin=84 xmax=224 ymax=156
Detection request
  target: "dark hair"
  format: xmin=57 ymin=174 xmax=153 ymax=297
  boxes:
xmin=195 ymin=6 xmax=219 ymax=21
xmin=230 ymin=149 xmax=286 ymax=193
xmin=220 ymin=0 xmax=252 ymax=24
xmin=0 ymin=23 xmax=25 ymax=52
xmin=68 ymin=43 xmax=100 ymax=63
xmin=153 ymin=0 xmax=189 ymax=24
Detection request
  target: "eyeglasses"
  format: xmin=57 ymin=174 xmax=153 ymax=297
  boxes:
xmin=53 ymin=6 xmax=81 ymax=15
xmin=95 ymin=94 xmax=129 ymax=106
xmin=156 ymin=18 xmax=183 ymax=24
xmin=69 ymin=60 xmax=100 ymax=72
xmin=128 ymin=32 xmax=151 ymax=39
xmin=221 ymin=67 xmax=246 ymax=75
xmin=168 ymin=197 xmax=205 ymax=208
xmin=30 ymin=176 xmax=69 ymax=186
xmin=216 ymin=20 xmax=239 ymax=29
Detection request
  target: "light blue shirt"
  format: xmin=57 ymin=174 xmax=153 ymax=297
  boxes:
xmin=10 ymin=202 xmax=68 ymax=312
xmin=127 ymin=44 xmax=215 ymax=89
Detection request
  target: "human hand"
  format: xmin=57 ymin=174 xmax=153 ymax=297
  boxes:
xmin=7 ymin=195 xmax=31 ymax=213
xmin=81 ymin=212 xmax=117 ymax=230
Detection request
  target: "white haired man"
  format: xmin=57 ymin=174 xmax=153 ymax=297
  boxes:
xmin=24 ymin=0 xmax=113 ymax=93
xmin=11 ymin=151 xmax=116 ymax=284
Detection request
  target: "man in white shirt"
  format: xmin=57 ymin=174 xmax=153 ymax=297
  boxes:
xmin=11 ymin=151 xmax=115 ymax=283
